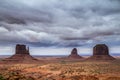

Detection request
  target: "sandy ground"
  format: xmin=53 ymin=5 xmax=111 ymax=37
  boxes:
xmin=0 ymin=56 xmax=120 ymax=80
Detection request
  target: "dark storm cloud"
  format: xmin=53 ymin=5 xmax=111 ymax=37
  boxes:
xmin=0 ymin=0 xmax=120 ymax=47
xmin=0 ymin=16 xmax=26 ymax=24
xmin=0 ymin=0 xmax=53 ymax=24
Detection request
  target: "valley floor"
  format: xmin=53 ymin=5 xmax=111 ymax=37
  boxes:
xmin=0 ymin=57 xmax=120 ymax=80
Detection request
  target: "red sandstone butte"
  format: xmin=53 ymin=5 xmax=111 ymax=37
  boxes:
xmin=3 ymin=44 xmax=38 ymax=63
xmin=68 ymin=48 xmax=83 ymax=59
xmin=87 ymin=44 xmax=115 ymax=60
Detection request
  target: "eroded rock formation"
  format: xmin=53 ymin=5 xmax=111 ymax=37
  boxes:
xmin=93 ymin=44 xmax=109 ymax=55
xmin=15 ymin=44 xmax=29 ymax=54
xmin=68 ymin=48 xmax=82 ymax=59
xmin=87 ymin=44 xmax=115 ymax=60
xmin=3 ymin=44 xmax=38 ymax=63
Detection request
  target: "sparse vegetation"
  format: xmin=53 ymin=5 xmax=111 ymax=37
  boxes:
xmin=105 ymin=77 xmax=120 ymax=80
xmin=0 ymin=75 xmax=5 ymax=80
xmin=0 ymin=58 xmax=120 ymax=80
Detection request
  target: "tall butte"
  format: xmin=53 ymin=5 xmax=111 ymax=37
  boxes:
xmin=87 ymin=44 xmax=115 ymax=60
xmin=4 ymin=44 xmax=38 ymax=63
xmin=68 ymin=48 xmax=83 ymax=59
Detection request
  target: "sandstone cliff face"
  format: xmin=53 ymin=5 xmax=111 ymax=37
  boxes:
xmin=71 ymin=48 xmax=78 ymax=55
xmin=15 ymin=44 xmax=29 ymax=54
xmin=93 ymin=44 xmax=109 ymax=55
xmin=4 ymin=44 xmax=38 ymax=63
xmin=87 ymin=44 xmax=115 ymax=60
xmin=68 ymin=48 xmax=82 ymax=59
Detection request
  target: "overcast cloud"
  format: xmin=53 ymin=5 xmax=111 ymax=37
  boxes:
xmin=0 ymin=0 xmax=120 ymax=53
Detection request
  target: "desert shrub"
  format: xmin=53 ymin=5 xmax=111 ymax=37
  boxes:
xmin=0 ymin=75 xmax=5 ymax=80
xmin=70 ymin=75 xmax=99 ymax=80
xmin=44 ymin=77 xmax=56 ymax=80
xmin=70 ymin=75 xmax=83 ymax=80
xmin=2 ymin=70 xmax=35 ymax=80
xmin=84 ymin=76 xmax=99 ymax=80
xmin=60 ymin=60 xmax=66 ymax=64
xmin=26 ymin=76 xmax=35 ymax=80
xmin=59 ymin=74 xmax=66 ymax=79
xmin=105 ymin=77 xmax=120 ymax=80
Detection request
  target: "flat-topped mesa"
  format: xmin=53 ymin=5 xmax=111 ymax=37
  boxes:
xmin=93 ymin=44 xmax=109 ymax=55
xmin=87 ymin=44 xmax=115 ymax=60
xmin=3 ymin=44 xmax=38 ymax=63
xmin=15 ymin=44 xmax=29 ymax=54
xmin=68 ymin=48 xmax=82 ymax=58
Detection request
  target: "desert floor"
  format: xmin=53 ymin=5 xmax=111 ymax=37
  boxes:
xmin=0 ymin=56 xmax=120 ymax=80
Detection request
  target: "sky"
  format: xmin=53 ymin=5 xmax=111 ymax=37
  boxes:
xmin=0 ymin=0 xmax=120 ymax=55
